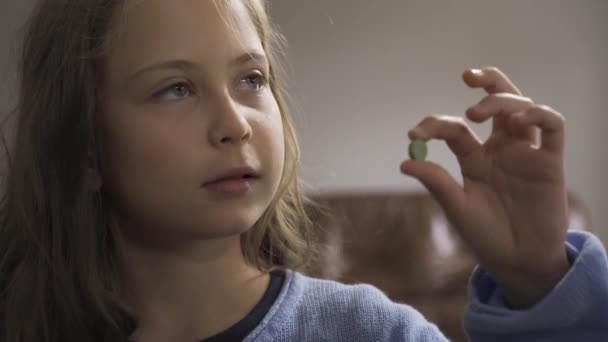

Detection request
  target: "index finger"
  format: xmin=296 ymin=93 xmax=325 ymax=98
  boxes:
xmin=462 ymin=66 xmax=522 ymax=95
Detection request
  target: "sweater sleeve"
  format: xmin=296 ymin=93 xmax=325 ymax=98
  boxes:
xmin=464 ymin=230 xmax=608 ymax=341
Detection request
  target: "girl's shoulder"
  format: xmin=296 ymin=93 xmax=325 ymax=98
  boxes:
xmin=245 ymin=269 xmax=446 ymax=341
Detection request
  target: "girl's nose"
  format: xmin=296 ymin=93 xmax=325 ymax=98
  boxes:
xmin=209 ymin=93 xmax=253 ymax=148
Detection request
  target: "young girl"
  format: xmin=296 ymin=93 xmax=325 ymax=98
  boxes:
xmin=1 ymin=0 xmax=606 ymax=341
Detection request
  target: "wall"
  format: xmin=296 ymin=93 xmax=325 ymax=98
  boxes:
xmin=268 ymin=0 xmax=608 ymax=241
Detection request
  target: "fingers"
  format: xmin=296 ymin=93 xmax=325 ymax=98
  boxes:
xmin=466 ymin=93 xmax=534 ymax=122
xmin=400 ymin=159 xmax=467 ymax=218
xmin=466 ymin=93 xmax=537 ymax=143
xmin=512 ymin=105 xmax=565 ymax=153
xmin=404 ymin=116 xmax=479 ymax=218
xmin=408 ymin=115 xmax=482 ymax=160
xmin=464 ymin=66 xmax=528 ymax=136
xmin=463 ymin=66 xmax=522 ymax=95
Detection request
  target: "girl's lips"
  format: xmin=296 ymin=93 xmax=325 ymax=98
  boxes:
xmin=203 ymin=176 xmax=258 ymax=196
xmin=203 ymin=166 xmax=259 ymax=185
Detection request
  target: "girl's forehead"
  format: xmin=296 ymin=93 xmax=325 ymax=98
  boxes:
xmin=106 ymin=0 xmax=263 ymax=74
xmin=117 ymin=0 xmax=244 ymax=24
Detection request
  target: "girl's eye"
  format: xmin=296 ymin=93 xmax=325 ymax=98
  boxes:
xmin=238 ymin=73 xmax=268 ymax=92
xmin=154 ymin=82 xmax=193 ymax=100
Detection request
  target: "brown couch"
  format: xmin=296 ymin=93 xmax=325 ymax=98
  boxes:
xmin=306 ymin=192 xmax=592 ymax=341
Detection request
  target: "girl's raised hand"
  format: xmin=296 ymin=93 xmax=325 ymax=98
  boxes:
xmin=401 ymin=67 xmax=570 ymax=309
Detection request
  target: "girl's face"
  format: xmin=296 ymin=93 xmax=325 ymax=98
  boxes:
xmin=100 ymin=0 xmax=284 ymax=245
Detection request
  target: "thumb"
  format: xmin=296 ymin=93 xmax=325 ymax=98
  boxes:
xmin=400 ymin=160 xmax=467 ymax=219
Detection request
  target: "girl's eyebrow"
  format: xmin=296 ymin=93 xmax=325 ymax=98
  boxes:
xmin=127 ymin=51 xmax=269 ymax=83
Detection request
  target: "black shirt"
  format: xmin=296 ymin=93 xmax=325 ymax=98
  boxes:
xmin=129 ymin=269 xmax=285 ymax=342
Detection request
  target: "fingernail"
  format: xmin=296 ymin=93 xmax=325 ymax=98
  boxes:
xmin=471 ymin=68 xmax=483 ymax=76
xmin=408 ymin=128 xmax=423 ymax=140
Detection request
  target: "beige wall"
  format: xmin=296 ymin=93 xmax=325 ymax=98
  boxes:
xmin=1 ymin=1 xmax=606 ymax=241
xmin=267 ymin=0 xmax=608 ymax=241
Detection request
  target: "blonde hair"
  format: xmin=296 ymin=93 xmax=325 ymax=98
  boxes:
xmin=238 ymin=0 xmax=320 ymax=273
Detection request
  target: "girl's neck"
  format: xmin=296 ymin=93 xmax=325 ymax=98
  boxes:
xmin=117 ymin=233 xmax=270 ymax=341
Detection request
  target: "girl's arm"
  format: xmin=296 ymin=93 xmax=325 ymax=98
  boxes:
xmin=465 ymin=230 xmax=608 ymax=341
xmin=401 ymin=66 xmax=608 ymax=339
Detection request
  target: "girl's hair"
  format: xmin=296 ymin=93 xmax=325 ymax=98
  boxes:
xmin=0 ymin=0 xmax=319 ymax=341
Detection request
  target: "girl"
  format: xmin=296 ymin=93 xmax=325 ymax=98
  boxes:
xmin=0 ymin=0 xmax=606 ymax=341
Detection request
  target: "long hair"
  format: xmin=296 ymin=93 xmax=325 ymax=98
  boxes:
xmin=0 ymin=1 xmax=319 ymax=341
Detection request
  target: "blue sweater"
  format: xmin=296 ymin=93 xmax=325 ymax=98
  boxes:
xmin=242 ymin=231 xmax=608 ymax=341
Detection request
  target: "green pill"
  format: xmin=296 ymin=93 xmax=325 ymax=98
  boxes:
xmin=408 ymin=139 xmax=428 ymax=160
